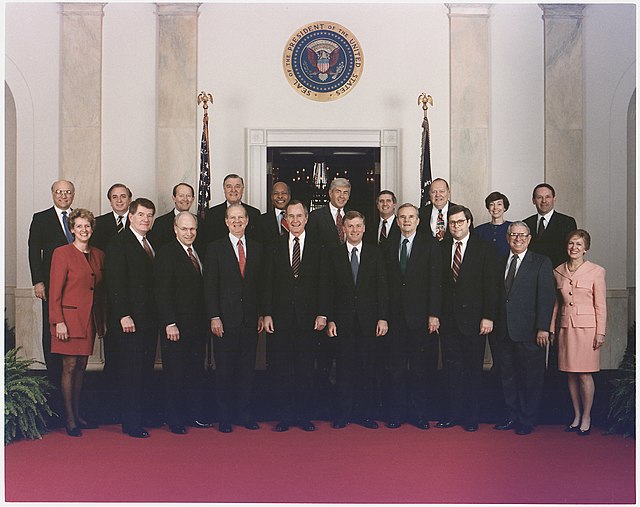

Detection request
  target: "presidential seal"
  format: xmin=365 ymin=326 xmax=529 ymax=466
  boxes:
xmin=283 ymin=21 xmax=364 ymax=102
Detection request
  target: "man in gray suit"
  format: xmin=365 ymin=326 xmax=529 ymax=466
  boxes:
xmin=493 ymin=221 xmax=555 ymax=435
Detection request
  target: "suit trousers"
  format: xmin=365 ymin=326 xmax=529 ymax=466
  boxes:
xmin=387 ymin=320 xmax=439 ymax=422
xmin=334 ymin=319 xmax=377 ymax=423
xmin=212 ymin=322 xmax=258 ymax=425
xmin=117 ymin=326 xmax=158 ymax=431
xmin=498 ymin=335 xmax=546 ymax=427
xmin=270 ymin=324 xmax=317 ymax=423
xmin=441 ymin=318 xmax=485 ymax=425
xmin=161 ymin=329 xmax=207 ymax=427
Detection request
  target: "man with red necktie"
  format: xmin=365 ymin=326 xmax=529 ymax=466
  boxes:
xmin=204 ymin=203 xmax=264 ymax=433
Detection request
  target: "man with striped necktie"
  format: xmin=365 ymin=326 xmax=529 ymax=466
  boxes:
xmin=435 ymin=205 xmax=499 ymax=433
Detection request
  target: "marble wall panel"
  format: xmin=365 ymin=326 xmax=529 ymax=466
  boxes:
xmin=61 ymin=126 xmax=102 ymax=213
xmin=156 ymin=127 xmax=198 ymax=213
xmin=450 ymin=127 xmax=489 ymax=220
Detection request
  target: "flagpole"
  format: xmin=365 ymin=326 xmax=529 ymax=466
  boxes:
xmin=197 ymin=91 xmax=214 ymax=220
xmin=418 ymin=93 xmax=433 ymax=207
xmin=197 ymin=91 xmax=214 ymax=371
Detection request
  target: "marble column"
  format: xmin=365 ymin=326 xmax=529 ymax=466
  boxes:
xmin=60 ymin=3 xmax=105 ymax=214
xmin=447 ymin=4 xmax=492 ymax=222
xmin=540 ymin=4 xmax=585 ymax=225
xmin=156 ymin=3 xmax=200 ymax=214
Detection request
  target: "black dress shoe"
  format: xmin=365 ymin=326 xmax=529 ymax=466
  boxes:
xmin=244 ymin=422 xmax=260 ymax=430
xmin=300 ymin=421 xmax=316 ymax=432
xmin=436 ymin=420 xmax=457 ymax=429
xmin=564 ymin=423 xmax=580 ymax=432
xmin=219 ymin=423 xmax=233 ymax=433
xmin=415 ymin=418 xmax=430 ymax=430
xmin=143 ymin=419 xmax=164 ymax=429
xmin=494 ymin=419 xmax=516 ymax=431
xmin=275 ymin=422 xmax=290 ymax=432
xmin=126 ymin=427 xmax=150 ymax=438
xmin=464 ymin=423 xmax=479 ymax=432
xmin=170 ymin=425 xmax=187 ymax=434
xmin=516 ymin=424 xmax=533 ymax=435
xmin=386 ymin=420 xmax=401 ymax=429
xmin=359 ymin=419 xmax=379 ymax=429
xmin=65 ymin=425 xmax=82 ymax=437
xmin=577 ymin=426 xmax=591 ymax=436
xmin=188 ymin=420 xmax=214 ymax=428
xmin=332 ymin=420 xmax=348 ymax=429
xmin=77 ymin=420 xmax=99 ymax=430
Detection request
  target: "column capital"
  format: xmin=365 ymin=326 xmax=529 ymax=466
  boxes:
xmin=156 ymin=3 xmax=201 ymax=16
xmin=539 ymin=4 xmax=586 ymax=19
xmin=60 ymin=3 xmax=105 ymax=16
xmin=446 ymin=3 xmax=492 ymax=18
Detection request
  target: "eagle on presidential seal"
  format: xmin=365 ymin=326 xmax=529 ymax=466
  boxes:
xmin=303 ymin=40 xmax=344 ymax=82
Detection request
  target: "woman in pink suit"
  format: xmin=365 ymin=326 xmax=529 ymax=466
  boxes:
xmin=552 ymin=229 xmax=606 ymax=436
xmin=49 ymin=209 xmax=106 ymax=436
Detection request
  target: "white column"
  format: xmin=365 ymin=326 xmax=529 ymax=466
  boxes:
xmin=447 ymin=3 xmax=492 ymax=221
xmin=540 ymin=4 xmax=585 ymax=225
xmin=156 ymin=3 xmax=200 ymax=214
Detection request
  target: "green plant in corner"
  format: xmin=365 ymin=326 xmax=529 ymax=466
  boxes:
xmin=606 ymin=323 xmax=635 ymax=438
xmin=5 ymin=347 xmax=54 ymax=445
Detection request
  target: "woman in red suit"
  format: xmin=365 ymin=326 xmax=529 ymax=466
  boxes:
xmin=49 ymin=209 xmax=106 ymax=436
xmin=552 ymin=230 xmax=606 ymax=436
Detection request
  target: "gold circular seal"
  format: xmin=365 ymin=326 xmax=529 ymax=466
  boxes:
xmin=282 ymin=21 xmax=364 ymax=102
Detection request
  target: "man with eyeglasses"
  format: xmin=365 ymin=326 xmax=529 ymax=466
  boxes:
xmin=435 ymin=205 xmax=498 ymax=433
xmin=28 ymin=180 xmax=76 ymax=425
xmin=418 ymin=178 xmax=459 ymax=242
xmin=493 ymin=221 xmax=555 ymax=435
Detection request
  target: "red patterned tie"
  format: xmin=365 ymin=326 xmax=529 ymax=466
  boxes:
xmin=336 ymin=210 xmax=344 ymax=243
xmin=187 ymin=247 xmax=200 ymax=274
xmin=280 ymin=211 xmax=289 ymax=235
xmin=237 ymin=239 xmax=246 ymax=278
xmin=452 ymin=241 xmax=462 ymax=282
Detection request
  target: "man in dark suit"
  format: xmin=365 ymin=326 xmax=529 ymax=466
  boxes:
xmin=263 ymin=200 xmax=328 ymax=432
xmin=435 ymin=205 xmax=499 ymax=432
xmin=149 ymin=183 xmax=203 ymax=252
xmin=418 ymin=178 xmax=457 ymax=242
xmin=201 ymin=174 xmax=261 ymax=245
xmin=204 ymin=204 xmax=264 ymax=433
xmin=257 ymin=181 xmax=291 ymax=245
xmin=524 ymin=183 xmax=578 ymax=268
xmin=28 ymin=179 xmax=75 ymax=420
xmin=326 ymin=211 xmax=388 ymax=429
xmin=383 ymin=203 xmax=442 ymax=429
xmin=307 ymin=177 xmax=351 ymax=248
xmin=91 ymin=183 xmax=132 ymax=252
xmin=154 ymin=211 xmax=210 ymax=435
xmin=105 ymin=198 xmax=159 ymax=438
xmin=363 ymin=189 xmax=400 ymax=246
xmin=493 ymin=221 xmax=555 ymax=435
xmin=90 ymin=183 xmax=132 ymax=395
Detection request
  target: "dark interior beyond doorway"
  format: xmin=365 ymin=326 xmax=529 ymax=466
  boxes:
xmin=267 ymin=147 xmax=380 ymax=220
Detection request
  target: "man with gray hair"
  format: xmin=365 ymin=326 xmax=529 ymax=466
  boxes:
xmin=308 ymin=177 xmax=352 ymax=248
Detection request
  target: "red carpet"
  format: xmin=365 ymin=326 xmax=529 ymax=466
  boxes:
xmin=4 ymin=422 xmax=635 ymax=504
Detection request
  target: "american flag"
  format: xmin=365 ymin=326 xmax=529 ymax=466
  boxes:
xmin=197 ymin=109 xmax=211 ymax=219
xmin=420 ymin=114 xmax=433 ymax=208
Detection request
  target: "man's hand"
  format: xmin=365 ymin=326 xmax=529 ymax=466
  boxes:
xmin=166 ymin=324 xmax=180 ymax=342
xmin=257 ymin=316 xmax=264 ymax=333
xmin=314 ymin=316 xmax=327 ymax=331
xmin=428 ymin=316 xmax=440 ymax=334
xmin=263 ymin=316 xmax=274 ymax=334
xmin=34 ymin=283 xmax=46 ymax=301
xmin=536 ymin=330 xmax=550 ymax=347
xmin=376 ymin=320 xmax=388 ymax=337
xmin=210 ymin=317 xmax=224 ymax=338
xmin=120 ymin=316 xmax=136 ymax=333
xmin=479 ymin=319 xmax=493 ymax=335
xmin=327 ymin=321 xmax=338 ymax=337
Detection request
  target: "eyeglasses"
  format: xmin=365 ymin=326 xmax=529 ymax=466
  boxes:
xmin=448 ymin=219 xmax=468 ymax=227
xmin=54 ymin=189 xmax=74 ymax=195
xmin=508 ymin=232 xmax=530 ymax=238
